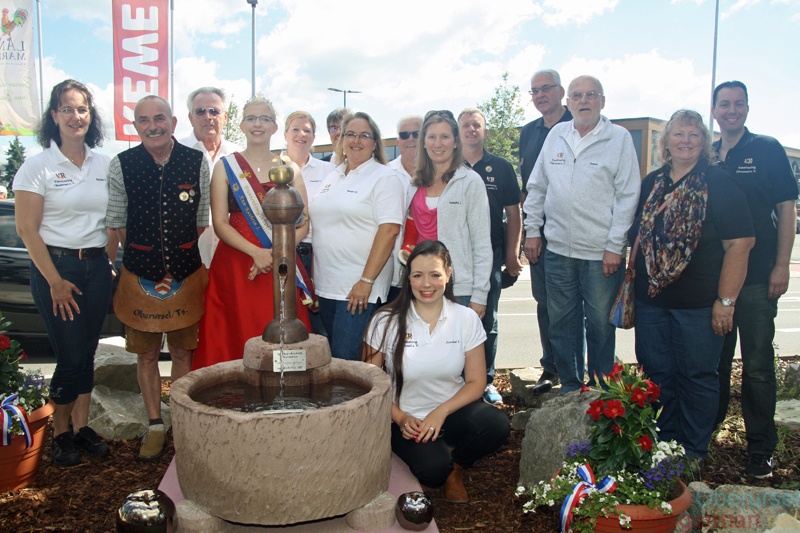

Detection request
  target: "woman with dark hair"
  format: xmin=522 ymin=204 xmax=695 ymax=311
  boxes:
xmin=400 ymin=111 xmax=491 ymax=320
xmin=13 ymin=79 xmax=112 ymax=467
xmin=310 ymin=111 xmax=405 ymax=360
xmin=630 ymin=109 xmax=755 ymax=460
xmin=363 ymin=240 xmax=509 ymax=502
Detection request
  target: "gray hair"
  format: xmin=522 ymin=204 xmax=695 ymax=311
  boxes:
xmin=186 ymin=87 xmax=228 ymax=112
xmin=134 ymin=95 xmax=172 ymax=118
xmin=531 ymin=69 xmax=561 ymax=86
xmin=396 ymin=114 xmax=423 ymax=133
xmin=568 ymin=75 xmax=604 ymax=96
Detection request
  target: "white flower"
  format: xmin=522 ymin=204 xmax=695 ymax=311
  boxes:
xmin=660 ymin=501 xmax=673 ymax=514
xmin=516 ymin=486 xmax=526 ymax=496
xmin=547 ymin=500 xmax=554 ymax=506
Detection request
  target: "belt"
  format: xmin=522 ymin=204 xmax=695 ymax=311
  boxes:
xmin=46 ymin=245 xmax=105 ymax=259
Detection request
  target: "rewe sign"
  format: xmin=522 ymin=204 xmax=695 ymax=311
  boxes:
xmin=113 ymin=0 xmax=168 ymax=141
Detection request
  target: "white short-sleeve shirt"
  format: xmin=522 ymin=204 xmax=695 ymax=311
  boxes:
xmin=366 ymin=298 xmax=487 ymax=419
xmin=12 ymin=144 xmax=110 ymax=249
xmin=285 ymin=153 xmax=334 ymax=244
xmin=309 ymin=157 xmax=405 ymax=303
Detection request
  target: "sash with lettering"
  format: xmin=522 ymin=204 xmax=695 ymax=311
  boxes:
xmin=223 ymin=153 xmax=317 ymax=309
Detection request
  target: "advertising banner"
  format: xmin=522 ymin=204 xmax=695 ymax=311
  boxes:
xmin=112 ymin=0 xmax=168 ymax=141
xmin=0 ymin=0 xmax=39 ymax=136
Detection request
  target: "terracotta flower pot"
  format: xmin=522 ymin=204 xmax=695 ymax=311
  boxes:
xmin=590 ymin=479 xmax=691 ymax=533
xmin=0 ymin=400 xmax=55 ymax=492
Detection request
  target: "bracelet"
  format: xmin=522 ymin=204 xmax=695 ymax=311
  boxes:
xmin=359 ymin=276 xmax=375 ymax=284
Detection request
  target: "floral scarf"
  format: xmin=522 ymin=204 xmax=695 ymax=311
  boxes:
xmin=637 ymin=165 xmax=708 ymax=297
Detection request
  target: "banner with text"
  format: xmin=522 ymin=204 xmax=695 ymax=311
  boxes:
xmin=113 ymin=0 xmax=168 ymax=141
xmin=0 ymin=0 xmax=39 ymax=136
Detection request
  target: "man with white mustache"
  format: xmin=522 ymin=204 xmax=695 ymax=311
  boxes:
xmin=387 ymin=114 xmax=423 ymax=303
xmin=523 ymin=75 xmax=640 ymax=395
xmin=106 ymin=95 xmax=210 ymax=462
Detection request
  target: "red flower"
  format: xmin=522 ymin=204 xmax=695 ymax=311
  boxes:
xmin=20 ymin=350 xmax=28 ymax=361
xmin=579 ymin=384 xmax=591 ymax=397
xmin=0 ymin=334 xmax=10 ymax=351
xmin=587 ymin=399 xmax=606 ymax=421
xmin=607 ymin=363 xmax=625 ymax=379
xmin=638 ymin=434 xmax=653 ymax=451
xmin=604 ymin=399 xmax=625 ymax=419
xmin=631 ymin=387 xmax=648 ymax=408
xmin=645 ymin=380 xmax=661 ymax=402
xmin=612 ymin=423 xmax=622 ymax=435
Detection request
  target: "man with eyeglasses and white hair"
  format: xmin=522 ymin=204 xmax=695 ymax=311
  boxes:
xmin=179 ymin=87 xmax=241 ymax=267
xmin=523 ymin=75 xmax=640 ymax=395
xmin=387 ymin=114 xmax=423 ymax=303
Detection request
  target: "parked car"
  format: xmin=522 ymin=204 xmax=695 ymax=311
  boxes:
xmin=0 ymin=199 xmax=124 ymax=352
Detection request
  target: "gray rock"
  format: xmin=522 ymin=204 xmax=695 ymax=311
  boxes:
xmin=693 ymin=484 xmax=800 ymax=533
xmin=509 ymin=367 xmax=561 ymax=407
xmin=94 ymin=345 xmax=139 ymax=393
xmin=680 ymin=481 xmax=711 ymax=533
xmin=511 ymin=408 xmax=534 ymax=430
xmin=774 ymin=400 xmax=800 ymax=431
xmin=88 ymin=384 xmax=171 ymax=441
xmin=517 ymin=389 xmax=601 ymax=489
xmin=783 ymin=364 xmax=800 ymax=399
xmin=763 ymin=513 xmax=800 ymax=532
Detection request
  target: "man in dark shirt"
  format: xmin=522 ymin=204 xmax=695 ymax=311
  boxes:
xmin=517 ymin=69 xmax=580 ymax=395
xmin=458 ymin=108 xmax=522 ymax=404
xmin=712 ymin=80 xmax=798 ymax=479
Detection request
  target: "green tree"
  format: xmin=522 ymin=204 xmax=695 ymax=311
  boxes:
xmin=5 ymin=137 xmax=26 ymax=191
xmin=223 ymin=97 xmax=245 ymax=147
xmin=477 ymin=72 xmax=525 ymax=172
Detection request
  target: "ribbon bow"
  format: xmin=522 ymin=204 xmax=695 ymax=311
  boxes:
xmin=1 ymin=394 xmax=32 ymax=448
xmin=558 ymin=463 xmax=617 ymax=532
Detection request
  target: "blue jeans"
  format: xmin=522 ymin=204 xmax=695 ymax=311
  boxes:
xmin=635 ymin=301 xmax=723 ymax=458
xmin=480 ymin=246 xmax=503 ymax=384
xmin=318 ymin=296 xmax=381 ymax=361
xmin=31 ymin=254 xmax=113 ymax=404
xmin=530 ymin=248 xmax=586 ymax=376
xmin=544 ymin=250 xmax=623 ymax=394
xmin=297 ymin=243 xmax=327 ymax=337
xmin=715 ymin=284 xmax=778 ymax=456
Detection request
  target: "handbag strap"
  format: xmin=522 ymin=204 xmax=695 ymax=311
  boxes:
xmin=628 ymin=200 xmax=669 ymax=273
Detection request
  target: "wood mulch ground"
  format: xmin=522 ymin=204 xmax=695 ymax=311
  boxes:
xmin=2 ymin=357 xmax=798 ymax=533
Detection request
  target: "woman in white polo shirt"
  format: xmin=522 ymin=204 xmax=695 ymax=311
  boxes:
xmin=363 ymin=240 xmax=510 ymax=503
xmin=309 ymin=111 xmax=404 ymax=360
xmin=14 ymin=80 xmax=113 ymax=467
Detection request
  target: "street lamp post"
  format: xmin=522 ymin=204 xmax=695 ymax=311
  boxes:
xmin=327 ymin=87 xmax=362 ymax=108
xmin=247 ymin=0 xmax=258 ymax=98
xmin=709 ymin=0 xmax=720 ymax=131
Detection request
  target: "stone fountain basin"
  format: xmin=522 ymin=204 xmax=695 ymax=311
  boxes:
xmin=170 ymin=358 xmax=393 ymax=526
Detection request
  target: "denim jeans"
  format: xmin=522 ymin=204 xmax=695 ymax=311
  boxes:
xmin=480 ymin=246 xmax=503 ymax=384
xmin=31 ymin=254 xmax=113 ymax=404
xmin=530 ymin=248 xmax=586 ymax=376
xmin=318 ymin=296 xmax=381 ymax=361
xmin=715 ymin=284 xmax=778 ymax=456
xmin=635 ymin=301 xmax=723 ymax=458
xmin=544 ymin=250 xmax=623 ymax=393
xmin=297 ymin=243 xmax=327 ymax=337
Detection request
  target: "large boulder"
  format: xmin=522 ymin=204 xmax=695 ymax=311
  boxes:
xmin=93 ymin=345 xmax=139 ymax=393
xmin=518 ymin=389 xmax=600 ymax=489
xmin=783 ymin=363 xmax=800 ymax=400
xmin=693 ymin=484 xmax=800 ymax=532
xmin=88 ymin=385 xmax=171 ymax=440
xmin=774 ymin=400 xmax=800 ymax=431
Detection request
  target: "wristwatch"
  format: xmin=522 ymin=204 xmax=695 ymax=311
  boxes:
xmin=716 ymin=297 xmax=735 ymax=307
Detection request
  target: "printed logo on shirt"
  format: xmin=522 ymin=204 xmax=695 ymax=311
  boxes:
xmin=446 ymin=339 xmax=460 ymax=344
xmin=744 ymin=158 xmax=753 ymax=164
xmin=319 ymin=184 xmax=332 ymax=194
xmin=736 ymin=158 xmax=757 ymax=174
xmin=405 ymin=332 xmax=418 ymax=348
xmin=486 ymin=176 xmax=495 ymax=182
xmin=53 ymin=173 xmax=75 ymax=188
xmin=551 ymin=153 xmax=566 ymax=166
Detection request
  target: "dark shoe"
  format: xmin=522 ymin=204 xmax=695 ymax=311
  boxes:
xmin=744 ymin=454 xmax=773 ymax=479
xmin=531 ymin=371 xmax=560 ymax=396
xmin=52 ymin=431 xmax=81 ymax=467
xmin=73 ymin=426 xmax=111 ymax=457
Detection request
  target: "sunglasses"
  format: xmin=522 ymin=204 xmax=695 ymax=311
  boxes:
xmin=398 ymin=130 xmax=420 ymax=140
xmin=194 ymin=107 xmax=222 ymax=117
xmin=424 ymin=110 xmax=455 ymax=121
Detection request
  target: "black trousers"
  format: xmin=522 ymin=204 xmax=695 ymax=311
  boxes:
xmin=391 ymin=400 xmax=510 ymax=487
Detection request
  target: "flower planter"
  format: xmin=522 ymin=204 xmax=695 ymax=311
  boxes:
xmin=589 ymin=479 xmax=691 ymax=533
xmin=0 ymin=400 xmax=55 ymax=492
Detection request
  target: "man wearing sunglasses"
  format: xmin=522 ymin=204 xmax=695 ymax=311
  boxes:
xmin=179 ymin=87 xmax=241 ymax=268
xmin=321 ymin=107 xmax=351 ymax=162
xmin=387 ymin=114 xmax=423 ymax=302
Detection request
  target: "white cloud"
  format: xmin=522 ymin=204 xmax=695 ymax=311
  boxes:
xmin=722 ymin=0 xmax=762 ymax=18
xmin=539 ymin=0 xmax=619 ymax=27
xmin=211 ymin=40 xmax=230 ymax=49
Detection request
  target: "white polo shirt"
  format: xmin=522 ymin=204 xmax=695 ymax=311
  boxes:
xmin=309 ymin=157 xmax=405 ymax=303
xmin=282 ymin=152 xmax=334 ymax=244
xmin=366 ymin=298 xmax=486 ymax=419
xmin=388 ymin=156 xmax=415 ymax=289
xmin=12 ymin=144 xmax=110 ymax=249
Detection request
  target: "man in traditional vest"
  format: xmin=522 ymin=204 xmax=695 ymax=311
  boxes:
xmin=107 ymin=95 xmax=210 ymax=461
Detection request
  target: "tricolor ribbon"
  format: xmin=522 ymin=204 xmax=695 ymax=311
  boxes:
xmin=1 ymin=395 xmax=32 ymax=448
xmin=558 ymin=463 xmax=617 ymax=532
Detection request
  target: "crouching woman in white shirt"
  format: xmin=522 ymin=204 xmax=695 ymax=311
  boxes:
xmin=362 ymin=240 xmax=510 ymax=503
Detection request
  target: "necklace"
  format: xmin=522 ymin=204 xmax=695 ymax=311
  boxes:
xmin=245 ymin=149 xmax=275 ymax=172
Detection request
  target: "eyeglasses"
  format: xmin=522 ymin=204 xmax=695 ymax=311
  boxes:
xmin=243 ymin=115 xmax=275 ymax=124
xmin=424 ymin=110 xmax=455 ymax=121
xmin=570 ymin=91 xmax=602 ymax=101
xmin=194 ymin=107 xmax=222 ymax=117
xmin=343 ymin=132 xmax=374 ymax=141
xmin=529 ymin=84 xmax=559 ymax=96
xmin=58 ymin=107 xmax=90 ymax=116
xmin=398 ymin=130 xmax=420 ymax=140
xmin=329 ymin=125 xmax=341 ymax=133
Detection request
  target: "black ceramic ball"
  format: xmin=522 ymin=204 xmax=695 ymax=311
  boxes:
xmin=116 ymin=489 xmax=175 ymax=533
xmin=396 ymin=491 xmax=434 ymax=531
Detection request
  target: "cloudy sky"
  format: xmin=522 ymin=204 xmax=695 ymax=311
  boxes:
xmin=5 ymin=0 xmax=800 ymax=160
